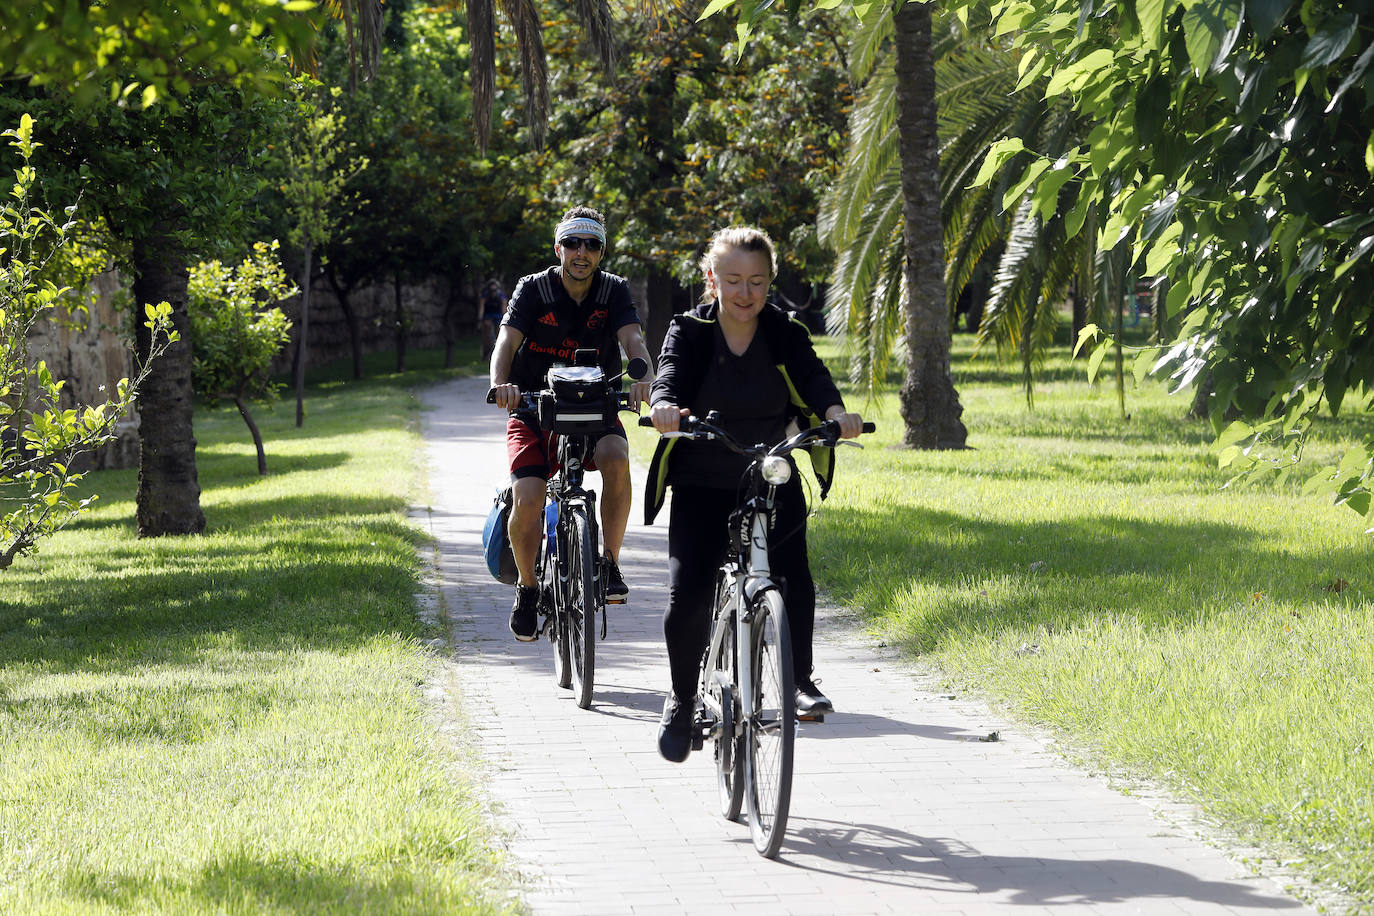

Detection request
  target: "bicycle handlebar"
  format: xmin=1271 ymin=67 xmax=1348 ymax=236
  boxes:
xmin=487 ymin=355 xmax=649 ymax=407
xmin=637 ymin=413 xmax=875 ymax=456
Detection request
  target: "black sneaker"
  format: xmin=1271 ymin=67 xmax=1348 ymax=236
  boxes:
xmin=796 ymin=677 xmax=833 ymax=716
xmin=603 ymin=555 xmax=628 ymax=604
xmin=509 ymin=585 xmax=539 ymax=642
xmin=657 ymin=693 xmax=695 ymax=763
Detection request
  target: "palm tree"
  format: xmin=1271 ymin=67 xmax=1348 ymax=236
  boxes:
xmin=890 ymin=1 xmax=967 ymax=447
xmin=824 ymin=4 xmax=1110 ymax=412
xmin=464 ymin=0 xmax=620 ymax=152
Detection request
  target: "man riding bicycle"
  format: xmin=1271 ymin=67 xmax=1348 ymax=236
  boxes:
xmin=489 ymin=207 xmax=654 ymax=642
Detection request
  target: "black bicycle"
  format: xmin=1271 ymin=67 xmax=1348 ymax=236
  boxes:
xmin=640 ymin=410 xmax=873 ymax=857
xmin=489 ymin=351 xmax=646 ymax=708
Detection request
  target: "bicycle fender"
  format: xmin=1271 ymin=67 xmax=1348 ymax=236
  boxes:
xmin=742 ymin=576 xmax=781 ymax=610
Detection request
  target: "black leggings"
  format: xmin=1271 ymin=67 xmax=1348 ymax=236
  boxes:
xmin=663 ymin=481 xmax=815 ymax=699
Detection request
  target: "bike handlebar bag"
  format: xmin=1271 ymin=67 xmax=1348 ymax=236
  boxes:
xmin=539 ymin=365 xmax=615 ymax=434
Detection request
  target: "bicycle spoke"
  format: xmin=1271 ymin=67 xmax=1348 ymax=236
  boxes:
xmin=745 ymin=590 xmax=793 ymax=858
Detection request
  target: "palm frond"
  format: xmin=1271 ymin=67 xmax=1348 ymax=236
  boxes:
xmin=322 ymin=0 xmax=384 ymax=90
xmin=573 ymin=0 xmax=619 ymax=76
xmin=979 ymin=199 xmax=1042 ymax=357
xmin=856 ymin=230 xmax=908 ymax=401
xmin=826 ymin=167 xmax=905 ymax=339
xmin=498 ymin=0 xmax=550 ymax=150
xmin=467 ymin=0 xmax=496 ymax=153
xmin=848 ymin=6 xmax=894 ymax=84
xmin=819 ymin=58 xmax=898 ymax=248
xmin=943 ymin=187 xmax=1002 ymax=315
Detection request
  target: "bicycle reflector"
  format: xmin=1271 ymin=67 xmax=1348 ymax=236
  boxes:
xmin=761 ymin=455 xmax=792 ymax=485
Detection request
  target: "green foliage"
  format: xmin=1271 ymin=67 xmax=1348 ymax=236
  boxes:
xmin=188 ymin=241 xmax=296 ymax=403
xmin=0 ymin=115 xmax=176 ymax=569
xmin=534 ymin=9 xmax=851 ymax=287
xmin=803 ymin=334 xmax=1374 ymax=907
xmin=0 ymin=378 xmax=513 ymax=914
xmin=954 ymin=0 xmax=1374 ymax=521
xmin=0 ymin=0 xmax=324 ymax=109
xmin=275 ymin=83 xmax=369 ymax=255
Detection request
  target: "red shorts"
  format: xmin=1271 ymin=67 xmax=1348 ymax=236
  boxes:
xmin=507 ymin=415 xmax=627 ymax=481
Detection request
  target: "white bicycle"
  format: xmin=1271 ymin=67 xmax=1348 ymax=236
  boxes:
xmin=642 ymin=411 xmax=872 ymax=857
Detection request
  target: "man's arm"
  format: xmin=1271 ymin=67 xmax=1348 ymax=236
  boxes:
xmin=616 ymin=323 xmax=654 ymax=407
xmin=489 ymin=325 xmax=526 ymax=409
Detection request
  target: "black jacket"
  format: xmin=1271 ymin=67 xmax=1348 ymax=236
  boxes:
xmin=643 ymin=301 xmax=845 ymax=524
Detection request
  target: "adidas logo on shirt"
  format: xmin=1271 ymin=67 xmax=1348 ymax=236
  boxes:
xmin=538 ymin=312 xmax=559 ymax=327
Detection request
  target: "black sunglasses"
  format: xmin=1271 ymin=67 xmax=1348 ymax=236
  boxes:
xmin=559 ymin=236 xmax=604 ymax=252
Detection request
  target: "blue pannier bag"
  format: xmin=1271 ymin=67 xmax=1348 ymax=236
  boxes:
xmin=482 ymin=487 xmax=518 ymax=585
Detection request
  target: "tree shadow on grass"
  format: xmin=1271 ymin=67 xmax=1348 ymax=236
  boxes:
xmin=59 ymin=849 xmax=497 ymax=916
xmin=812 ymin=502 xmax=1373 ymax=654
xmin=0 ymin=494 xmax=432 ymax=687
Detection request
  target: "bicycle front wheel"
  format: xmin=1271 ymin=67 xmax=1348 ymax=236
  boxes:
xmin=744 ymin=588 xmax=794 ymax=858
xmin=707 ymin=570 xmax=743 ymax=821
xmin=566 ymin=506 xmax=597 ymax=709
xmin=543 ymin=530 xmax=572 ymax=690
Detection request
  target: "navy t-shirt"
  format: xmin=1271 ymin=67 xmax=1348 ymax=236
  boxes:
xmin=502 ymin=267 xmax=641 ymax=392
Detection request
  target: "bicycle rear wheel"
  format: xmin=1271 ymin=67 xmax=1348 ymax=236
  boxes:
xmin=744 ymin=588 xmax=794 ymax=858
xmin=707 ymin=570 xmax=743 ymax=821
xmin=566 ymin=506 xmax=597 ymax=709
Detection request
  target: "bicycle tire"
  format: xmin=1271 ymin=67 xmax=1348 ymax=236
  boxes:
xmin=546 ymin=532 xmax=572 ymax=690
xmin=707 ymin=571 xmax=744 ymax=821
xmin=566 ymin=506 xmax=597 ymax=709
xmin=744 ymin=588 xmax=794 ymax=858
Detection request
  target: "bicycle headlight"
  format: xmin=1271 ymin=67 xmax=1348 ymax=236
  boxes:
xmin=761 ymin=455 xmax=792 ymax=485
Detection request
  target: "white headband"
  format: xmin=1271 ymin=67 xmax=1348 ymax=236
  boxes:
xmin=555 ymin=217 xmax=606 ymax=247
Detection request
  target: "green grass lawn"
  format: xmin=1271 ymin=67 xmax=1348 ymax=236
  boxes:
xmin=801 ymin=334 xmax=1374 ymax=909
xmin=0 ymin=347 xmax=515 ymax=914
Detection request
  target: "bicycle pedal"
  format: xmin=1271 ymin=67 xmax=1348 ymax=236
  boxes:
xmin=605 ymin=595 xmax=627 ymax=605
xmin=797 ymin=713 xmax=825 ymax=723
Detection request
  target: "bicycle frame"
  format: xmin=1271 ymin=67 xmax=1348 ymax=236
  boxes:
xmin=538 ymin=431 xmax=600 ymax=634
xmin=701 ymin=488 xmax=777 ymax=742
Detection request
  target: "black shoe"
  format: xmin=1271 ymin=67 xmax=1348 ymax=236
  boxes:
xmin=657 ymin=693 xmax=695 ymax=763
xmin=509 ymin=585 xmax=539 ymax=642
xmin=603 ymin=555 xmax=628 ymax=604
xmin=796 ymin=678 xmax=833 ymax=716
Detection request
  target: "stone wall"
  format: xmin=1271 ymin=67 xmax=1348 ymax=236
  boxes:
xmin=25 ymin=268 xmax=482 ymax=471
xmin=24 ymin=270 xmax=140 ymax=470
xmin=269 ymin=273 xmax=484 ymax=375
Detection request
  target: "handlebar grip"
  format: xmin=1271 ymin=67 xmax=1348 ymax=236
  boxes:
xmin=485 ymin=388 xmax=496 ymax=404
xmin=637 ymin=416 xmax=654 ymax=427
xmin=862 ymin=422 xmax=876 ymax=433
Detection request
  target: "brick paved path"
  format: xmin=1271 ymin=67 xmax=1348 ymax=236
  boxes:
xmin=420 ymin=376 xmax=1312 ymax=916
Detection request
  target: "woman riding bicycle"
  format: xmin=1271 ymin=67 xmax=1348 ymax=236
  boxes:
xmin=645 ymin=227 xmax=863 ymax=763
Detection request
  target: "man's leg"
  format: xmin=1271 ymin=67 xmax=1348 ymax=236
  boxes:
xmin=506 ymin=416 xmax=549 ymax=640
xmin=593 ymin=434 xmax=630 ymax=562
xmin=593 ymin=433 xmax=631 ymax=602
xmin=509 ymin=476 xmax=547 ymax=587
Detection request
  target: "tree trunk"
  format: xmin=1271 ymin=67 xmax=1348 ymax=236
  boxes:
xmin=644 ymin=268 xmax=681 ymax=360
xmin=893 ymin=3 xmax=968 ymax=449
xmin=442 ymin=277 xmax=461 ymax=369
xmin=235 ymin=395 xmax=268 ymax=475
xmin=326 ymin=265 xmax=364 ymax=380
xmin=295 ymin=240 xmax=313 ymax=427
xmin=394 ymin=271 xmax=407 ymax=373
xmin=131 ymin=235 xmax=206 ymax=536
xmin=1070 ymin=280 xmax=1088 ymax=348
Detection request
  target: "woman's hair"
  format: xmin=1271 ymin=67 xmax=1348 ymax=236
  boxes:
xmin=698 ymin=226 xmax=777 ymax=304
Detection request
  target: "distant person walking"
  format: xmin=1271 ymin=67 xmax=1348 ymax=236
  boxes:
xmin=479 ymin=279 xmax=506 ymax=360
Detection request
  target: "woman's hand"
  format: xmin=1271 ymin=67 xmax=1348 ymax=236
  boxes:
xmin=651 ymin=402 xmax=689 ymax=434
xmin=824 ymin=406 xmax=864 ymax=439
